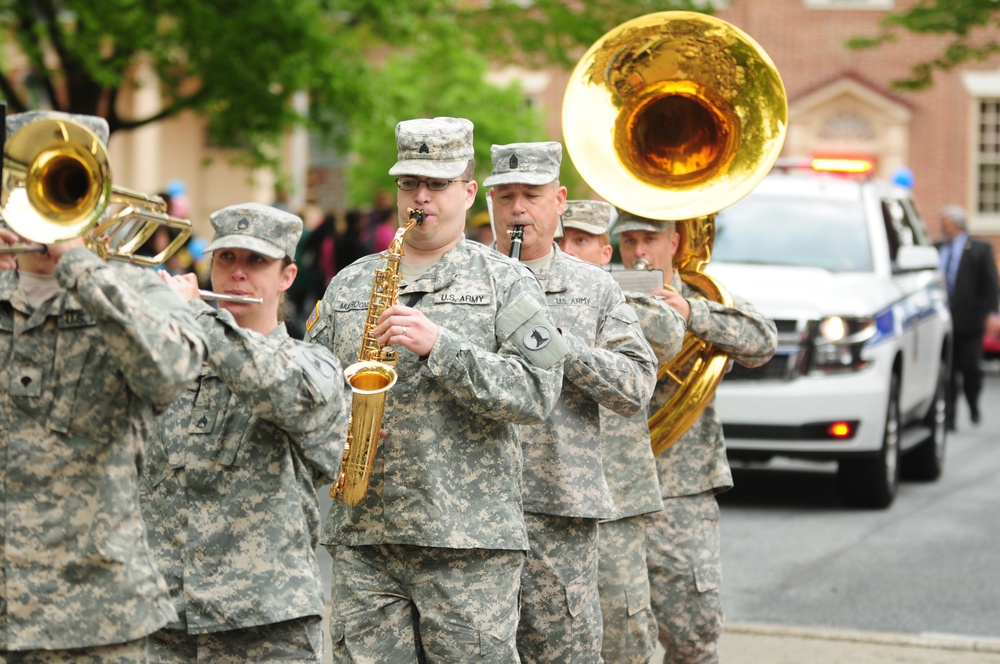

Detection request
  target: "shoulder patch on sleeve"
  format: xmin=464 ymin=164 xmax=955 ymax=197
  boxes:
xmin=305 ymin=301 xmax=321 ymax=333
xmin=497 ymin=293 xmax=569 ymax=370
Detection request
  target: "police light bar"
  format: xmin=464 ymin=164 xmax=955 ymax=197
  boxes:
xmin=811 ymin=157 xmax=874 ymax=174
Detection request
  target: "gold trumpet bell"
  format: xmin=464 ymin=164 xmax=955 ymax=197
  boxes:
xmin=562 ymin=11 xmax=787 ymax=221
xmin=1 ymin=118 xmax=112 ymax=243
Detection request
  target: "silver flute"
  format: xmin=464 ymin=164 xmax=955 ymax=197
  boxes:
xmin=199 ymin=290 xmax=263 ymax=304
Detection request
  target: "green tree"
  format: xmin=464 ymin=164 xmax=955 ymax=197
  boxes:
xmin=847 ymin=0 xmax=1000 ymax=90
xmin=342 ymin=38 xmax=548 ymax=209
xmin=0 ymin=0 xmax=701 ymax=179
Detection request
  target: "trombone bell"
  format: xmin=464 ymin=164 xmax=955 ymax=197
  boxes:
xmin=1 ymin=117 xmax=191 ymax=266
xmin=2 ymin=119 xmax=111 ymax=243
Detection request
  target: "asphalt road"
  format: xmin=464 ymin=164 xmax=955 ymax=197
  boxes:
xmin=718 ymin=368 xmax=1000 ymax=641
xmin=318 ymin=369 xmax=1000 ymax=661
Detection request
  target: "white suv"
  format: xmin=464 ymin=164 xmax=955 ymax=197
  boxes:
xmin=707 ymin=162 xmax=952 ymax=508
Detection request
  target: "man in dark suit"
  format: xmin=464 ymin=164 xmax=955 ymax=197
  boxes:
xmin=937 ymin=205 xmax=1000 ymax=430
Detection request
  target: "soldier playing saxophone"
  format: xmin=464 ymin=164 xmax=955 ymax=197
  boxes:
xmin=306 ymin=117 xmax=568 ymax=663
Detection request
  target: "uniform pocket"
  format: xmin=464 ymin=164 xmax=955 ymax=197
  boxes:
xmin=61 ymin=344 xmax=126 ymax=444
xmin=329 ymin=619 xmax=345 ymax=645
xmin=564 ymin=564 xmax=598 ymax=619
xmin=625 ymin=575 xmax=652 ymax=616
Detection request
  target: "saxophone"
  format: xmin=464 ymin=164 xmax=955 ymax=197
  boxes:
xmin=331 ymin=207 xmax=424 ymax=505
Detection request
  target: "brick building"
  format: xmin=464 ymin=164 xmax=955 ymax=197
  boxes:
xmin=716 ymin=0 xmax=1000 ymax=249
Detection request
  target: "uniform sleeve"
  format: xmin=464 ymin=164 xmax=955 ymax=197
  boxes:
xmin=424 ymin=278 xmax=569 ymax=425
xmin=624 ymin=292 xmax=686 ymax=364
xmin=190 ymin=300 xmax=349 ymax=435
xmin=560 ymin=290 xmax=658 ymax=418
xmin=54 ymin=247 xmax=206 ymax=408
xmin=686 ymin=293 xmax=778 ymax=369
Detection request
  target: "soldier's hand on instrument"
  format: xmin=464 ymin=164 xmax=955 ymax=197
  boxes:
xmin=375 ymin=304 xmax=439 ymax=357
xmin=157 ymin=270 xmax=201 ymax=301
xmin=0 ymin=228 xmax=18 ymax=270
xmin=655 ymin=287 xmax=691 ymax=324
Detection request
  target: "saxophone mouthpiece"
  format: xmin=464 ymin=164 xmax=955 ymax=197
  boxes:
xmin=407 ymin=207 xmax=425 ymax=225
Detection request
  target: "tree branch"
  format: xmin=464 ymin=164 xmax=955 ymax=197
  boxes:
xmin=0 ymin=74 xmax=28 ymax=113
xmin=111 ymin=88 xmax=209 ymax=133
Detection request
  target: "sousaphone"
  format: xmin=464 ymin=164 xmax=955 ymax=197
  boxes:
xmin=562 ymin=11 xmax=787 ymax=454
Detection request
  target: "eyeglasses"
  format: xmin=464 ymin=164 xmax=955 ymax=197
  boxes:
xmin=395 ymin=177 xmax=470 ymax=192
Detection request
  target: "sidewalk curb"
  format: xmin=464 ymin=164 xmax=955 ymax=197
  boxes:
xmin=725 ymin=622 xmax=1000 ymax=654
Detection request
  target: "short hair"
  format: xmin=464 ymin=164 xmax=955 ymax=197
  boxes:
xmin=940 ymin=205 xmax=967 ymax=229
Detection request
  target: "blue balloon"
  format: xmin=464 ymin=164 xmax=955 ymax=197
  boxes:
xmin=166 ymin=179 xmax=186 ymax=196
xmin=891 ymin=167 xmax=914 ymax=190
xmin=187 ymin=237 xmax=207 ymax=260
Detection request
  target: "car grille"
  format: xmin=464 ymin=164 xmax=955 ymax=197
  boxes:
xmin=724 ymin=318 xmax=808 ymax=382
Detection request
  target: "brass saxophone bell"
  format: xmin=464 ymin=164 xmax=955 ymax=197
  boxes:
xmin=331 ymin=208 xmax=423 ymax=506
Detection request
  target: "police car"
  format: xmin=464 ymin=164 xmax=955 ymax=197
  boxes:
xmin=707 ymin=159 xmax=952 ymax=509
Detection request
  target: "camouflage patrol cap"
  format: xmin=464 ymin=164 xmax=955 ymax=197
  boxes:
xmin=388 ymin=117 xmax=475 ymax=179
xmin=204 ymin=202 xmax=303 ymax=260
xmin=483 ymin=142 xmax=562 ymax=187
xmin=612 ymin=209 xmax=674 ymax=235
xmin=6 ymin=110 xmax=110 ymax=146
xmin=562 ymin=200 xmax=615 ymax=236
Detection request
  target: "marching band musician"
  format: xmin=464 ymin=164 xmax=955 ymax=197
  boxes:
xmin=486 ymin=144 xmax=658 ymax=663
xmin=613 ymin=210 xmax=777 ymax=664
xmin=558 ymin=200 xmax=685 ymax=663
xmin=306 ymin=117 xmax=568 ymax=662
xmin=0 ymin=111 xmax=206 ymax=662
xmin=144 ymin=203 xmax=349 ymax=663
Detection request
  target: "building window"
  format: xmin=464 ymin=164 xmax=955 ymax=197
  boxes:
xmin=804 ymin=0 xmax=893 ymax=8
xmin=978 ymin=99 xmax=1000 ymax=215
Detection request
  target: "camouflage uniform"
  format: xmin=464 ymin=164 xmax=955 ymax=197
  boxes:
xmin=309 ymin=235 xmax=567 ymax=660
xmin=558 ymin=200 xmax=685 ymax=664
xmin=139 ymin=203 xmax=349 ymax=663
xmin=0 ymin=249 xmax=206 ymax=654
xmin=484 ymin=144 xmax=658 ymax=663
xmin=0 ymin=110 xmax=206 ymax=660
xmin=597 ymin=293 xmax=685 ymax=664
xmin=635 ymin=271 xmax=777 ymax=664
xmin=518 ymin=246 xmax=658 ymax=663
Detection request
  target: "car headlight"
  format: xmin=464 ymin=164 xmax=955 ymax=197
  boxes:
xmin=811 ymin=316 xmax=876 ymax=373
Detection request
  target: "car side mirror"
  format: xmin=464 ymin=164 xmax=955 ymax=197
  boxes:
xmin=894 ymin=245 xmax=941 ymax=272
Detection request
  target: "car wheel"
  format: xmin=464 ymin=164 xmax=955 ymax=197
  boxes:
xmin=902 ymin=359 xmax=947 ymax=481
xmin=838 ymin=372 xmax=900 ymax=509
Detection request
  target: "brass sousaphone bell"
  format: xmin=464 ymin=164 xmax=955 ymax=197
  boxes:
xmin=563 ymin=11 xmax=787 ymax=454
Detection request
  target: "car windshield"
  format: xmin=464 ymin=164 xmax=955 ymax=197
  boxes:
xmin=713 ymin=195 xmax=874 ymax=272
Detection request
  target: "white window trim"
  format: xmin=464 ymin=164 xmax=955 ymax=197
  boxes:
xmin=963 ymin=71 xmax=1000 ymax=232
